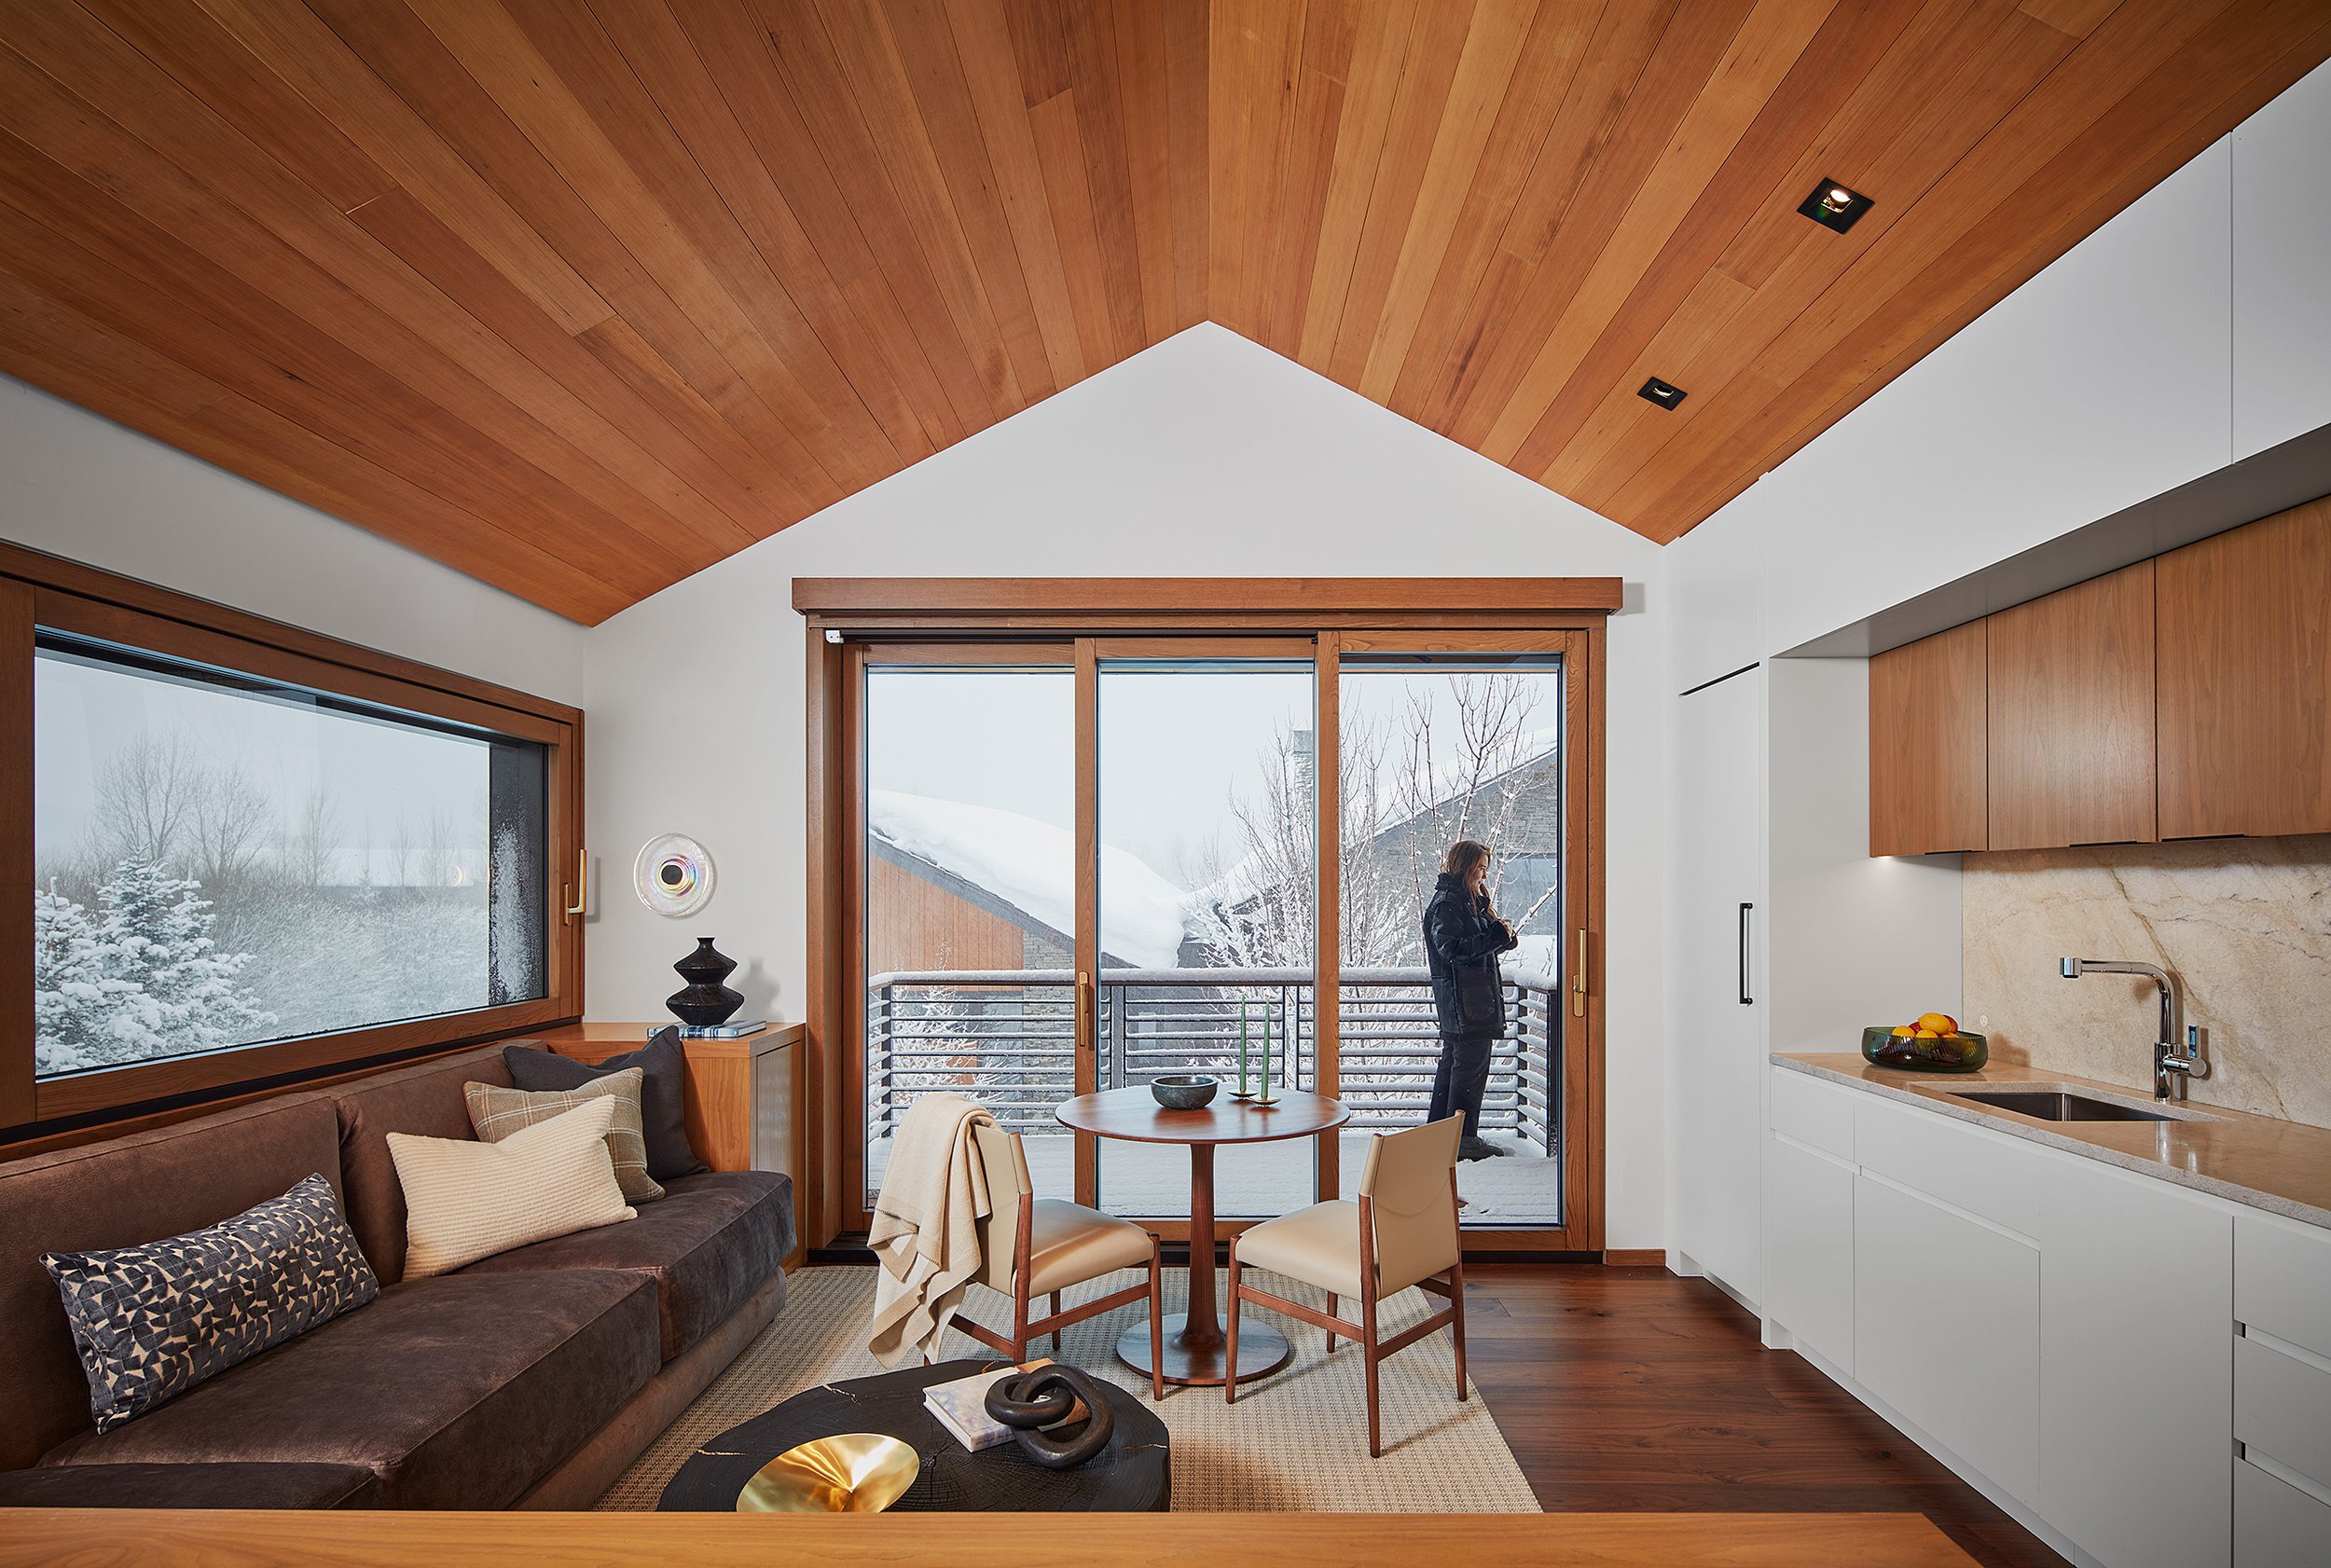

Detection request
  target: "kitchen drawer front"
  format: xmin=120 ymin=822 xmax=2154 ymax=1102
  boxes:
xmin=1854 ymin=1092 xmax=2042 ymax=1238
xmin=2236 ymin=1334 xmax=2331 ymax=1497
xmin=1855 ymin=1171 xmax=2041 ymax=1505
xmin=2040 ymin=1151 xmax=2233 ymax=1568
xmin=2235 ymin=1457 xmax=2331 ymax=1568
xmin=1771 ymin=1067 xmax=1855 ymax=1162
xmin=2236 ymin=1210 xmax=2331 ymax=1363
xmin=1763 ymin=1130 xmax=1854 ymax=1370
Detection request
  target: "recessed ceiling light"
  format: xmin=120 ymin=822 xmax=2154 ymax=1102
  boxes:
xmin=1799 ymin=178 xmax=1873 ymax=233
xmin=1638 ymin=377 xmax=1687 ymax=410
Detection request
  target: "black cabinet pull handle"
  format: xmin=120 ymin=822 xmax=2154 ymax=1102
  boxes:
xmin=1738 ymin=902 xmax=1754 ymax=1006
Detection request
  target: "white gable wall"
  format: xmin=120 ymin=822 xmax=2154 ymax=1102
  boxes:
xmin=584 ymin=323 xmax=1673 ymax=1247
xmin=0 ymin=376 xmax=590 ymax=703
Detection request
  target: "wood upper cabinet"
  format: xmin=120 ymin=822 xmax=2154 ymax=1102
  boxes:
xmin=1869 ymin=620 xmax=1987 ymax=856
xmin=1986 ymin=560 xmax=2158 ymax=850
xmin=2157 ymin=496 xmax=2331 ymax=838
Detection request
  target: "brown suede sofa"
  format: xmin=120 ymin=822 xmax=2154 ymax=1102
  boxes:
xmin=0 ymin=1042 xmax=793 ymax=1510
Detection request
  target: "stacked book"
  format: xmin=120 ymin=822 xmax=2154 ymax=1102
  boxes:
xmin=649 ymin=1020 xmax=767 ymax=1039
xmin=922 ymin=1359 xmax=1090 ymax=1452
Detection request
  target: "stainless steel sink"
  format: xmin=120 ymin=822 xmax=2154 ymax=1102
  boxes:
xmin=1944 ymin=1088 xmax=2181 ymax=1122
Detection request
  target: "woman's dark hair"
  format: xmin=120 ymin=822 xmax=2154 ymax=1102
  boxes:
xmin=1441 ymin=840 xmax=1493 ymax=889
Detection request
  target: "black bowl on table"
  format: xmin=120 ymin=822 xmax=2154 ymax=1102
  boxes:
xmin=1149 ymin=1075 xmax=1219 ymax=1109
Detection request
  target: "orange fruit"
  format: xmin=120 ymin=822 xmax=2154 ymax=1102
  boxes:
xmin=1917 ymin=1011 xmax=1959 ymax=1037
xmin=1890 ymin=1025 xmax=1914 ymax=1038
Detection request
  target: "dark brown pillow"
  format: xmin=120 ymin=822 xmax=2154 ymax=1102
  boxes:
xmin=503 ymin=1029 xmax=707 ymax=1180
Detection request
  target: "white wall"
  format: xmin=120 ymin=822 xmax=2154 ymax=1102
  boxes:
xmin=585 ymin=323 xmax=1673 ymax=1246
xmin=2233 ymin=58 xmax=2331 ymax=459
xmin=0 ymin=375 xmax=591 ymax=703
xmin=1764 ymin=658 xmax=1961 ymax=1052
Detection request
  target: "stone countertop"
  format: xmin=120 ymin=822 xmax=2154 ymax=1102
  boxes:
xmin=1775 ymin=1052 xmax=2331 ymax=1231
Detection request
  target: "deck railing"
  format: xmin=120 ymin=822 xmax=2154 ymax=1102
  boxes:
xmin=865 ymin=967 xmax=1561 ymax=1155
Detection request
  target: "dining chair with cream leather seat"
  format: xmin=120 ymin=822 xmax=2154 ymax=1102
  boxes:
xmin=948 ymin=1120 xmax=1167 ymax=1401
xmin=1224 ymin=1115 xmax=1467 ymax=1455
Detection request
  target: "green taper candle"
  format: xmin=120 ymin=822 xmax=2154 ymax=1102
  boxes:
xmin=1238 ymin=1000 xmax=1248 ymax=1092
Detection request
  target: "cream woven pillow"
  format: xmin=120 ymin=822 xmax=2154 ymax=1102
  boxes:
xmin=388 ymin=1098 xmax=635 ymax=1278
xmin=464 ymin=1068 xmax=663 ymax=1204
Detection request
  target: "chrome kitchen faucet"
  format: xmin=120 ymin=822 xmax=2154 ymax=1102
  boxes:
xmin=2059 ymin=956 xmax=2205 ymax=1100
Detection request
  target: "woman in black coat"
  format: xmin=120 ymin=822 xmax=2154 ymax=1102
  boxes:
xmin=1422 ymin=839 xmax=1519 ymax=1162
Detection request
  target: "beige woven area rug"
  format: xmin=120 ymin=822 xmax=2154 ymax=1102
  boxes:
xmin=598 ymin=1265 xmax=1540 ymax=1512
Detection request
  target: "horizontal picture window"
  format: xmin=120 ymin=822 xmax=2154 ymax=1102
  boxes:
xmin=31 ymin=632 xmax=550 ymax=1083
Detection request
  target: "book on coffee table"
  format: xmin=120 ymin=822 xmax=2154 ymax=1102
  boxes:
xmin=922 ymin=1359 xmax=1087 ymax=1452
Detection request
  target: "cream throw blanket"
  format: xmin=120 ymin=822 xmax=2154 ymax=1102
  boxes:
xmin=866 ymin=1093 xmax=996 ymax=1368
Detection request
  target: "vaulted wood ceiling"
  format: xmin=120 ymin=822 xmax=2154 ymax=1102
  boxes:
xmin=1 ymin=2 xmax=2324 ymax=623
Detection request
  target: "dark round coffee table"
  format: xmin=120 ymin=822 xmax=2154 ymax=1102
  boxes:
xmin=656 ymin=1358 xmax=1170 ymax=1513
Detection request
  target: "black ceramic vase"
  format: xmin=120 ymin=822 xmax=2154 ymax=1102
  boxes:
xmin=666 ymin=938 xmax=744 ymax=1026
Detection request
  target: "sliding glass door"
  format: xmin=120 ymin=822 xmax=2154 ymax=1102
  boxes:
xmin=1333 ymin=640 xmax=1585 ymax=1232
xmin=853 ymin=647 xmax=1080 ymax=1210
xmin=845 ymin=630 xmax=1592 ymax=1247
xmin=1094 ymin=645 xmax=1317 ymax=1220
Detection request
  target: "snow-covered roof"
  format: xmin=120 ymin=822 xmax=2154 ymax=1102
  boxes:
xmin=867 ymin=790 xmax=1191 ymax=970
xmin=1186 ymin=727 xmax=1560 ymax=914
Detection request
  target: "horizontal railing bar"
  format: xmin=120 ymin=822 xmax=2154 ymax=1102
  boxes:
xmin=873 ymin=968 xmax=1561 ymax=990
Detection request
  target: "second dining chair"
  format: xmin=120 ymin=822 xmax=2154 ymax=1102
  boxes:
xmin=1224 ymin=1115 xmax=1467 ymax=1455
xmin=949 ymin=1120 xmax=1167 ymax=1401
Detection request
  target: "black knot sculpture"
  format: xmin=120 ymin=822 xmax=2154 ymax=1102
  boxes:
xmin=982 ymin=1366 xmax=1114 ymax=1469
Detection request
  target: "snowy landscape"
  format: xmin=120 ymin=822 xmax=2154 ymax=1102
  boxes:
xmin=32 ymin=651 xmax=525 ymax=1077
xmin=862 ymin=664 xmax=1573 ymax=1223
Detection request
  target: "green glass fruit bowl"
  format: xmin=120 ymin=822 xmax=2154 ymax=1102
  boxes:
xmin=1861 ymin=1025 xmax=1989 ymax=1073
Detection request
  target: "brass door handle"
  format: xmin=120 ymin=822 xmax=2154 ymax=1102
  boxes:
xmin=564 ymin=850 xmax=588 ymax=918
xmin=1076 ymin=970 xmax=1095 ymax=1046
xmin=1571 ymin=929 xmax=1589 ymax=1017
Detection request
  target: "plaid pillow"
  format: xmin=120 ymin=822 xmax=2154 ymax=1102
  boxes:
xmin=463 ymin=1069 xmax=664 ymax=1204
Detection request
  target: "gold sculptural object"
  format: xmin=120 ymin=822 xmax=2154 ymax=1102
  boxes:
xmin=736 ymin=1433 xmax=920 ymax=1514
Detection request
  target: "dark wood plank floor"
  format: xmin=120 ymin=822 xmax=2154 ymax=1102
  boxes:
xmin=1462 ymin=1265 xmax=2066 ymax=1568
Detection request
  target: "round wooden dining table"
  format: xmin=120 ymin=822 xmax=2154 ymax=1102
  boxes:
xmin=1054 ymin=1086 xmax=1349 ymax=1386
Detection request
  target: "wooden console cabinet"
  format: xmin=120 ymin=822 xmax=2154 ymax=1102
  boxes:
xmin=537 ymin=1021 xmax=803 ymax=1267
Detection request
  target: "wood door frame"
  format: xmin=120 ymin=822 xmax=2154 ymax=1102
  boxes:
xmin=803 ymin=589 xmax=1610 ymax=1255
xmin=1334 ymin=628 xmax=1602 ymax=1253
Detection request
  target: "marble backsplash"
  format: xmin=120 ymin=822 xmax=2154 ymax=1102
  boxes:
xmin=1962 ymin=835 xmax=2331 ymax=1129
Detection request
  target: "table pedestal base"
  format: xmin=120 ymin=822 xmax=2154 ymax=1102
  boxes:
xmin=1115 ymin=1314 xmax=1288 ymax=1387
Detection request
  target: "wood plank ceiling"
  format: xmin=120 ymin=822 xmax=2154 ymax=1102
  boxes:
xmin=0 ymin=2 xmax=2324 ymax=624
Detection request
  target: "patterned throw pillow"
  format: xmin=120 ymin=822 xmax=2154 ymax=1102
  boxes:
xmin=464 ymin=1068 xmax=664 ymax=1204
xmin=389 ymin=1096 xmax=635 ymax=1278
xmin=42 ymin=1174 xmax=379 ymax=1433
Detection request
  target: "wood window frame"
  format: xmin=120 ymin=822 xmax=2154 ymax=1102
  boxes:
xmin=799 ymin=579 xmax=1614 ymax=1257
xmin=0 ymin=540 xmax=585 ymax=1139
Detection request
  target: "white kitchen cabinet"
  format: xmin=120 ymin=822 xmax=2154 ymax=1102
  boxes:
xmin=1671 ymin=665 xmax=1766 ymax=1300
xmin=1854 ymin=1169 xmax=2041 ymax=1505
xmin=2234 ymin=1457 xmax=2331 ymax=1568
xmin=2040 ymin=1148 xmax=2234 ymax=1568
xmin=2233 ymin=1209 xmax=2331 ymax=1568
xmin=1763 ymin=1129 xmax=1854 ymax=1370
xmin=2236 ymin=1208 xmax=2331 ymax=1362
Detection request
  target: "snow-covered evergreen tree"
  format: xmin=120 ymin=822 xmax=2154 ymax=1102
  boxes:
xmin=31 ymin=861 xmax=275 ymax=1075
